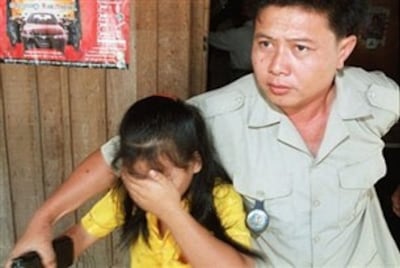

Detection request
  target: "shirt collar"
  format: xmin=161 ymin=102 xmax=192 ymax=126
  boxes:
xmin=247 ymin=70 xmax=372 ymax=127
xmin=248 ymin=87 xmax=283 ymax=128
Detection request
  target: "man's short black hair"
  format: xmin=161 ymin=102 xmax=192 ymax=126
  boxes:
xmin=256 ymin=0 xmax=369 ymax=38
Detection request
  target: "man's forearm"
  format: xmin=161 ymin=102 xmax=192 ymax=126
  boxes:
xmin=39 ymin=149 xmax=117 ymax=224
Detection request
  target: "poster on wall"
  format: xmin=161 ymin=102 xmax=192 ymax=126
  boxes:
xmin=359 ymin=6 xmax=390 ymax=50
xmin=0 ymin=0 xmax=130 ymax=69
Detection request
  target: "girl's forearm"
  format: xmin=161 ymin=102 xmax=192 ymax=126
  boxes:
xmin=163 ymin=209 xmax=254 ymax=268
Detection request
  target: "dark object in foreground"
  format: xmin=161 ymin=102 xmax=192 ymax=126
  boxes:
xmin=11 ymin=236 xmax=73 ymax=268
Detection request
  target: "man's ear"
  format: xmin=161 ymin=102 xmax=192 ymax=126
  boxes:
xmin=336 ymin=35 xmax=357 ymax=69
xmin=192 ymin=151 xmax=202 ymax=173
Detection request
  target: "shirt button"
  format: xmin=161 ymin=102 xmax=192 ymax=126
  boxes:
xmin=313 ymin=236 xmax=320 ymax=243
xmin=256 ymin=190 xmax=265 ymax=199
xmin=368 ymin=91 xmax=376 ymax=99
xmin=313 ymin=200 xmax=320 ymax=207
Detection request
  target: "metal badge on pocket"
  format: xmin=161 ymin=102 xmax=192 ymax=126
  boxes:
xmin=246 ymin=199 xmax=269 ymax=234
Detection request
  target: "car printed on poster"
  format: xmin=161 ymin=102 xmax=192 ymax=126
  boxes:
xmin=6 ymin=0 xmax=82 ymax=51
xmin=21 ymin=12 xmax=68 ymax=52
xmin=2 ymin=0 xmax=130 ymax=69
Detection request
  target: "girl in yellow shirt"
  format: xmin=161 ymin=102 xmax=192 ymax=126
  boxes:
xmin=65 ymin=95 xmax=263 ymax=267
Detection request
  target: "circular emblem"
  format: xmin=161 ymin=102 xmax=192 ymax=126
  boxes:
xmin=246 ymin=200 xmax=269 ymax=234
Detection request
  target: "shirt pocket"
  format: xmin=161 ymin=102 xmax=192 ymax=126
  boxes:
xmin=234 ymin=173 xmax=294 ymax=236
xmin=338 ymin=152 xmax=386 ymax=226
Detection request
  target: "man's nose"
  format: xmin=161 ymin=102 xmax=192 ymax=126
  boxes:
xmin=268 ymin=48 xmax=290 ymax=76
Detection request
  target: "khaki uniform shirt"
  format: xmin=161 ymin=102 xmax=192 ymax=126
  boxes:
xmin=102 ymin=67 xmax=400 ymax=267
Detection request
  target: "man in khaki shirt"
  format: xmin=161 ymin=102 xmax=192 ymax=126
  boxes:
xmin=186 ymin=68 xmax=399 ymax=266
xmin=7 ymin=0 xmax=400 ymax=267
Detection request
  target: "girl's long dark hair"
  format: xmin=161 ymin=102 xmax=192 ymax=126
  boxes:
xmin=112 ymin=95 xmax=262 ymax=259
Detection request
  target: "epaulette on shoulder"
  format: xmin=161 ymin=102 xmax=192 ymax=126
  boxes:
xmin=344 ymin=67 xmax=398 ymax=90
xmin=342 ymin=67 xmax=399 ymax=115
xmin=189 ymin=89 xmax=245 ymax=118
xmin=366 ymin=84 xmax=399 ymax=116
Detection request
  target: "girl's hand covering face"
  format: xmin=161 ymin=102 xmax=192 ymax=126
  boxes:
xmin=121 ymin=169 xmax=182 ymax=220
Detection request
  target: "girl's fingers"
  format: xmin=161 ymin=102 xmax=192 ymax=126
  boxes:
xmin=148 ymin=169 xmax=166 ymax=182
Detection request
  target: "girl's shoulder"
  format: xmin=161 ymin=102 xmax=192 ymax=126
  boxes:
xmin=212 ymin=183 xmax=248 ymax=230
xmin=212 ymin=183 xmax=243 ymax=206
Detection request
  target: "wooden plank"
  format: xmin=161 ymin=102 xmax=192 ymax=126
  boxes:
xmin=105 ymin=0 xmax=137 ymax=133
xmin=68 ymin=68 xmax=112 ymax=267
xmin=0 ymin=66 xmax=14 ymax=262
xmin=135 ymin=0 xmax=158 ymax=99
xmin=59 ymin=68 xmax=73 ymax=185
xmin=1 ymin=65 xmax=44 ymax=236
xmin=189 ymin=0 xmax=210 ymax=96
xmin=158 ymin=0 xmax=191 ymax=99
xmin=36 ymin=66 xmax=67 ymax=195
xmin=36 ymin=66 xmax=75 ymax=235
xmin=107 ymin=4 xmax=138 ymax=266
xmin=105 ymin=67 xmax=137 ymax=137
xmin=69 ymin=68 xmax=107 ymax=164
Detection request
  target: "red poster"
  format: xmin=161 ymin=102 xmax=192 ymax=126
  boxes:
xmin=0 ymin=0 xmax=130 ymax=69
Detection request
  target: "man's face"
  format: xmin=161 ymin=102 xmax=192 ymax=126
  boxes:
xmin=252 ymin=5 xmax=351 ymax=114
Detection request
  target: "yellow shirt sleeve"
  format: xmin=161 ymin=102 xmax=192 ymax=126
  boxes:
xmin=82 ymin=183 xmax=250 ymax=247
xmin=213 ymin=183 xmax=251 ymax=247
xmin=81 ymin=188 xmax=125 ymax=238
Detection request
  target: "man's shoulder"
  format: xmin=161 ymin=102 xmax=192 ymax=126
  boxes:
xmin=339 ymin=67 xmax=399 ymax=127
xmin=188 ymin=74 xmax=257 ymax=118
xmin=341 ymin=66 xmax=399 ymax=90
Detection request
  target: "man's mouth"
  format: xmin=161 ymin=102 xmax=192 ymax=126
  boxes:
xmin=267 ymin=83 xmax=291 ymax=95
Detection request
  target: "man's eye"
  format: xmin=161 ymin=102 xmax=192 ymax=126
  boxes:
xmin=296 ymin=45 xmax=308 ymax=52
xmin=260 ymin=40 xmax=271 ymax=47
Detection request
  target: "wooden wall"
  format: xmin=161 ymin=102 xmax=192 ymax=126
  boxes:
xmin=0 ymin=0 xmax=210 ymax=266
